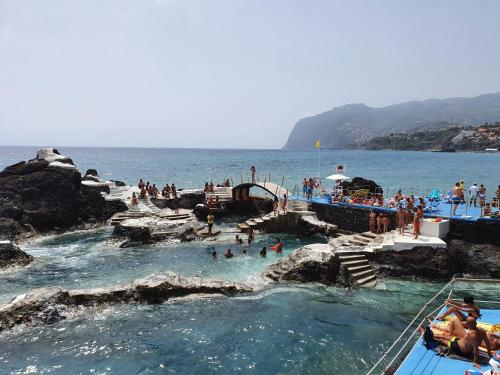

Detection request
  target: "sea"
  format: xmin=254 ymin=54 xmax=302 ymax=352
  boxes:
xmin=0 ymin=146 xmax=499 ymax=375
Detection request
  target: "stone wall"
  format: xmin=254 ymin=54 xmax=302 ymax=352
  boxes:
xmin=312 ymin=201 xmax=500 ymax=246
xmin=447 ymin=218 xmax=500 ymax=245
xmin=312 ymin=202 xmax=396 ymax=233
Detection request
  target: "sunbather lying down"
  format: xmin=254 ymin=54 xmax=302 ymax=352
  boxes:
xmin=424 ymin=316 xmax=500 ymax=369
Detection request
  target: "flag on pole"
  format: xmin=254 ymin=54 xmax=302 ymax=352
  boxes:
xmin=314 ymin=140 xmax=321 ymax=149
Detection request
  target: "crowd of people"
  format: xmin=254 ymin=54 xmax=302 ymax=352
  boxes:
xmin=130 ymin=179 xmax=180 ymax=210
xmin=451 ymin=181 xmax=500 ymax=217
xmin=368 ymin=193 xmax=425 ymax=239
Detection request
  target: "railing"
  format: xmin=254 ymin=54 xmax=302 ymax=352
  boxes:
xmin=366 ymin=277 xmax=500 ymax=375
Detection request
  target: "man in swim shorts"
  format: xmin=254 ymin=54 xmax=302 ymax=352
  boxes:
xmin=444 ymin=317 xmax=492 ymax=368
xmin=452 ymin=182 xmax=463 ymax=216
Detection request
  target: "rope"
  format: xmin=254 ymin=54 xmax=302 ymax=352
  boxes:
xmin=384 ymin=302 xmax=445 ymax=372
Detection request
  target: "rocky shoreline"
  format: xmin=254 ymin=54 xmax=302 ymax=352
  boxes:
xmin=0 ymin=148 xmax=127 ymax=241
xmin=0 ymin=271 xmax=252 ymax=332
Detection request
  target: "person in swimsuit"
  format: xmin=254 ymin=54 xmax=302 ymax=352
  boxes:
xmin=413 ymin=205 xmax=423 ymax=239
xmin=273 ymin=196 xmax=279 ymax=216
xmin=437 ymin=296 xmax=481 ymax=321
xmin=224 ymin=248 xmax=234 ymax=258
xmin=131 ymin=192 xmax=138 ymax=206
xmin=281 ymin=194 xmax=287 ymax=213
xmin=452 ymin=182 xmax=463 ymax=216
xmin=377 ymin=214 xmax=383 ymax=235
xmin=479 ymin=184 xmax=487 ymax=207
xmin=369 ymin=209 xmax=377 ymax=233
xmin=494 ymin=185 xmax=500 ymax=208
xmin=396 ymin=206 xmax=406 ymax=234
xmin=428 ymin=316 xmax=500 ymax=354
xmin=302 ymin=178 xmax=308 ymax=197
xmin=382 ymin=214 xmax=390 ymax=233
xmin=250 ymin=166 xmax=256 ymax=183
xmin=483 ymin=203 xmax=492 ymax=216
xmin=259 ymin=247 xmax=267 ymax=257
xmin=271 ymin=238 xmax=283 ymax=253
xmin=406 ymin=197 xmax=414 ymax=228
xmin=207 ymin=212 xmax=214 ymax=235
xmin=248 ymin=226 xmax=254 ymax=241
xmin=431 ymin=317 xmax=493 ymax=369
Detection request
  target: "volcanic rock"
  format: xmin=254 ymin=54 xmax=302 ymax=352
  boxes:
xmin=0 ymin=240 xmax=33 ymax=269
xmin=264 ymin=244 xmax=343 ymax=285
xmin=339 ymin=177 xmax=382 ymax=197
xmin=0 ymin=272 xmax=252 ymax=331
xmin=0 ymin=148 xmax=127 ymax=238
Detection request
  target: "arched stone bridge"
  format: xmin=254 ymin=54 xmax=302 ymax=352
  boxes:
xmin=232 ymin=181 xmax=289 ymax=201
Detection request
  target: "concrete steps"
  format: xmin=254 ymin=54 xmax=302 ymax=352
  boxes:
xmin=337 ymin=251 xmax=376 ymax=288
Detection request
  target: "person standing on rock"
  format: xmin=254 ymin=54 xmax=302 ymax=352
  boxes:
xmin=369 ymin=209 xmax=376 ymax=233
xmin=376 ymin=214 xmax=383 ymax=235
xmin=273 ymin=196 xmax=279 ymax=216
xmin=396 ymin=206 xmax=405 ymax=235
xmin=413 ymin=205 xmax=423 ymax=239
xmin=382 ymin=214 xmax=390 ymax=234
xmin=131 ymin=192 xmax=138 ymax=206
xmin=207 ymin=211 xmax=214 ymax=235
xmin=281 ymin=194 xmax=288 ymax=213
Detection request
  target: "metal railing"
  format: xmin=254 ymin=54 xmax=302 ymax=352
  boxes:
xmin=366 ymin=277 xmax=500 ymax=375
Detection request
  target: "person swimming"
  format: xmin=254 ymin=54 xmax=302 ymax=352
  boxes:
xmin=225 ymin=248 xmax=233 ymax=258
xmin=260 ymin=247 xmax=267 ymax=257
xmin=271 ymin=238 xmax=283 ymax=253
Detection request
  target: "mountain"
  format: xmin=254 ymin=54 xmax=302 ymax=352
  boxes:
xmin=282 ymin=92 xmax=500 ymax=149
xmin=361 ymin=123 xmax=500 ymax=152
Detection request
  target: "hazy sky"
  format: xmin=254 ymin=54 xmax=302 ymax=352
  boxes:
xmin=1 ymin=0 xmax=500 ymax=148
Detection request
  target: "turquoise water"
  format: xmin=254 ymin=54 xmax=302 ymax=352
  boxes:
xmin=0 ymin=228 xmax=441 ymax=374
xmin=1 ymin=146 xmax=499 ymax=198
xmin=0 ymin=147 xmax=498 ymax=374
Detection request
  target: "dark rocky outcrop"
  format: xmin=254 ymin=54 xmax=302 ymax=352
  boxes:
xmin=151 ymin=190 xmax=205 ymax=210
xmin=0 ymin=241 xmax=33 ymax=269
xmin=264 ymin=244 xmax=348 ymax=286
xmin=366 ymin=240 xmax=500 ymax=280
xmin=110 ymin=219 xmax=202 ymax=247
xmin=0 ymin=148 xmax=127 ymax=239
xmin=0 ymin=272 xmax=252 ymax=331
xmin=338 ymin=177 xmax=383 ymax=197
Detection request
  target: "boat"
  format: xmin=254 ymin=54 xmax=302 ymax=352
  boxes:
xmin=485 ymin=148 xmax=498 ymax=153
xmin=366 ymin=277 xmax=500 ymax=374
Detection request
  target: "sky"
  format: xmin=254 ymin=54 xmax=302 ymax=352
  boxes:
xmin=1 ymin=0 xmax=500 ymax=149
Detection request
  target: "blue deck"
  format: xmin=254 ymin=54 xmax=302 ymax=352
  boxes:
xmin=396 ymin=308 xmax=500 ymax=375
xmin=290 ymin=195 xmax=500 ymax=223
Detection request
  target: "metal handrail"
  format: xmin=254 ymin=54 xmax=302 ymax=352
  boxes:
xmin=366 ymin=277 xmax=500 ymax=375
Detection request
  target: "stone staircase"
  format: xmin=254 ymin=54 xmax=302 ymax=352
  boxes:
xmin=337 ymin=250 xmax=377 ymax=287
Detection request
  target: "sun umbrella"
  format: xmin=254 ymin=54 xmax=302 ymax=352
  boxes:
xmin=325 ymin=174 xmax=350 ymax=181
